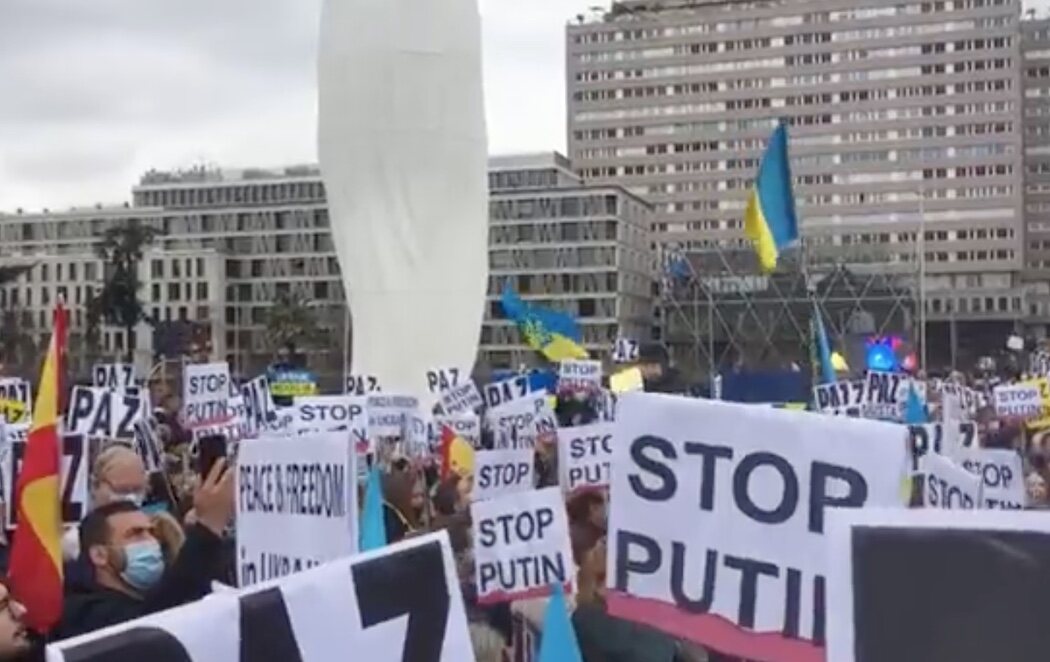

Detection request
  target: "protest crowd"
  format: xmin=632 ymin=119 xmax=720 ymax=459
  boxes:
xmin=0 ymin=309 xmax=1047 ymax=662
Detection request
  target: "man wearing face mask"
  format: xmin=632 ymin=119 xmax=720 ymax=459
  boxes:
xmin=51 ymin=459 xmax=234 ymax=640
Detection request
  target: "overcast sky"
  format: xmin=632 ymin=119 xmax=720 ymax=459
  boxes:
xmin=2 ymin=0 xmax=1048 ymax=212
xmin=0 ymin=0 xmax=600 ymax=211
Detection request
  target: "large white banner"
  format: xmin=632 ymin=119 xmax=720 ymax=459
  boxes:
xmin=558 ymin=421 xmax=614 ymax=493
xmin=318 ymin=0 xmax=489 ymax=410
xmin=236 ymin=434 xmax=357 ymax=587
xmin=473 ymin=487 xmax=573 ymax=605
xmin=183 ymin=362 xmax=233 ymax=428
xmin=606 ymin=393 xmax=909 ymax=662
xmin=47 ymin=532 xmax=473 ymax=661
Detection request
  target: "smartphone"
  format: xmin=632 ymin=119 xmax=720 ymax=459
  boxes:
xmin=196 ymin=434 xmax=228 ymax=477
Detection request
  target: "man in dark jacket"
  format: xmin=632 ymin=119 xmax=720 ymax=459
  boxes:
xmin=51 ymin=458 xmax=234 ymax=641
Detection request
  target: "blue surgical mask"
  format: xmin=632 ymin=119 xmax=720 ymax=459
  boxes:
xmin=120 ymin=540 xmax=164 ymax=591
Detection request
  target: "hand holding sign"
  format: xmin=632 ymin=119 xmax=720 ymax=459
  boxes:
xmin=194 ymin=459 xmax=235 ymax=536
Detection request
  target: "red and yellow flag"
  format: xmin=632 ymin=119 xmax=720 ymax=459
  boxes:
xmin=9 ymin=302 xmax=66 ymax=633
xmin=439 ymin=425 xmax=475 ymax=479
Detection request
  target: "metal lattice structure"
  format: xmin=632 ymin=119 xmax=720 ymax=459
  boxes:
xmin=660 ymin=240 xmax=918 ymax=380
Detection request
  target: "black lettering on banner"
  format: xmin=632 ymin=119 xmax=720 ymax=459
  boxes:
xmin=60 ymin=627 xmax=192 ymax=662
xmin=352 ymin=540 xmax=449 ymax=662
xmin=239 ymin=587 xmax=304 ymax=662
xmin=628 ymin=436 xmax=677 ymax=501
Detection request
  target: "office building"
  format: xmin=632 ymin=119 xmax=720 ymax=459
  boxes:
xmin=0 ymin=155 xmax=654 ymax=381
xmin=483 ymin=153 xmax=654 ymax=369
xmin=1022 ymin=17 xmax=1050 ymax=336
xmin=567 ymin=0 xmax=1029 ymax=370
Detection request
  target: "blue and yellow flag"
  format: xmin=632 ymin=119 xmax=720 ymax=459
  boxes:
xmin=812 ymin=300 xmax=837 ymax=385
xmin=500 ymin=283 xmax=588 ymax=362
xmin=744 ymin=122 xmax=799 ymax=272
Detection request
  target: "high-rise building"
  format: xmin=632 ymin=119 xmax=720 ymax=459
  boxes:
xmin=1022 ymin=17 xmax=1050 ymax=333
xmin=568 ymin=0 xmax=1029 ymax=370
xmin=0 ymin=156 xmax=654 ymax=381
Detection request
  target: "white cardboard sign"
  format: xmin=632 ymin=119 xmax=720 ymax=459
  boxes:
xmin=486 ymin=393 xmax=557 ymax=449
xmin=0 ymin=378 xmax=32 ymax=424
xmin=434 ymin=413 xmax=480 ymax=449
xmin=438 ymin=380 xmax=484 ymax=415
xmin=65 ymin=386 xmax=144 ymax=440
xmin=558 ymin=421 xmax=614 ymax=493
xmin=606 ymin=393 xmax=909 ymax=662
xmin=481 ymin=375 xmax=534 ymax=409
xmin=812 ymin=379 xmax=865 ymax=417
xmin=472 ymin=448 xmax=534 ymax=503
xmin=345 ymin=374 xmax=381 ymax=396
xmin=366 ymin=394 xmax=418 ymax=437
xmin=957 ymin=447 xmax=1026 ymax=510
xmin=992 ymin=383 xmax=1043 ymax=419
xmin=918 ymin=452 xmax=981 ymax=509
xmin=558 ymin=359 xmax=602 ymax=392
xmin=46 ymin=532 xmax=473 ymax=662
xmin=291 ymin=395 xmax=368 ymax=448
xmin=236 ymin=433 xmax=357 ymax=587
xmin=92 ymin=363 xmax=137 ymax=392
xmin=472 ymin=487 xmax=574 ymax=605
xmin=183 ymin=362 xmax=233 ymax=428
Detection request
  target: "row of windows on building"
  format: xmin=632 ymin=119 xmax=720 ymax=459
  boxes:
xmin=927 ymin=295 xmax=1022 ymax=315
xmin=574 ymin=19 xmax=1013 ymax=64
xmin=573 ymin=0 xmax=1008 ymax=46
xmin=134 ymin=180 xmax=326 ymax=209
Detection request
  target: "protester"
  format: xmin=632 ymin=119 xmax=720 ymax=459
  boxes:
xmin=61 ymin=445 xmax=149 ymax=563
xmin=382 ymin=466 xmax=423 ymax=543
xmin=53 ymin=459 xmax=235 ymax=640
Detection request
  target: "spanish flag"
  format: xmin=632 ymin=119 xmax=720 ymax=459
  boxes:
xmin=439 ymin=425 xmax=475 ymax=479
xmin=9 ymin=302 xmax=66 ymax=633
xmin=744 ymin=122 xmax=799 ymax=273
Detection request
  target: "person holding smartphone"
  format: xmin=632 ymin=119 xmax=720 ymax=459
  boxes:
xmin=52 ymin=459 xmax=235 ymax=641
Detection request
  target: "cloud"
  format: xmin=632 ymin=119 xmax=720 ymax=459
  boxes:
xmin=0 ymin=0 xmax=597 ymax=211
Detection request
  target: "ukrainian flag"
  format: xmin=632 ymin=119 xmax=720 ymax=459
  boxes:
xmin=744 ymin=122 xmax=799 ymax=272
xmin=500 ymin=282 xmax=588 ymax=362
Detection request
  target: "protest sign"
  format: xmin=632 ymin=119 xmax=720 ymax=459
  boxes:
xmin=607 ymin=393 xmax=909 ymax=662
xmin=0 ymin=378 xmax=31 ymax=424
xmin=47 ymin=531 xmax=473 ymax=662
xmin=65 ymin=386 xmax=143 ymax=440
xmin=236 ymin=433 xmax=357 ymax=586
xmin=438 ymin=379 xmax=484 ymax=415
xmin=482 ymin=374 xmax=534 ymax=409
xmin=238 ymin=376 xmax=278 ymax=439
xmin=826 ymin=508 xmax=1050 ymax=662
xmin=434 ymin=412 xmax=480 ymax=449
xmin=267 ymin=369 xmax=318 ymax=399
xmin=291 ymin=395 xmax=367 ymax=442
xmin=366 ymin=394 xmax=418 ymax=437
xmin=425 ymin=367 xmax=463 ymax=394
xmin=191 ymin=396 xmax=254 ymax=443
xmin=486 ymin=393 xmax=557 ymax=449
xmin=92 ymin=363 xmax=136 ymax=392
xmin=613 ymin=337 xmax=640 ymax=363
xmin=863 ymin=370 xmax=907 ymax=420
xmin=132 ymin=420 xmax=164 ymax=474
xmin=957 ymin=447 xmax=1026 ymax=509
xmin=918 ymin=452 xmax=981 ymax=509
xmin=3 ymin=433 xmax=87 ymax=530
xmin=473 ymin=487 xmax=574 ymax=605
xmin=558 ymin=359 xmax=602 ymax=393
xmin=345 ymin=373 xmax=381 ymax=396
xmin=558 ymin=421 xmax=613 ymax=493
xmin=472 ymin=448 xmax=534 ymax=502
xmin=993 ymin=383 xmax=1043 ymax=419
xmin=812 ymin=379 xmax=865 ymax=417
xmin=183 ymin=362 xmax=233 ymax=428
